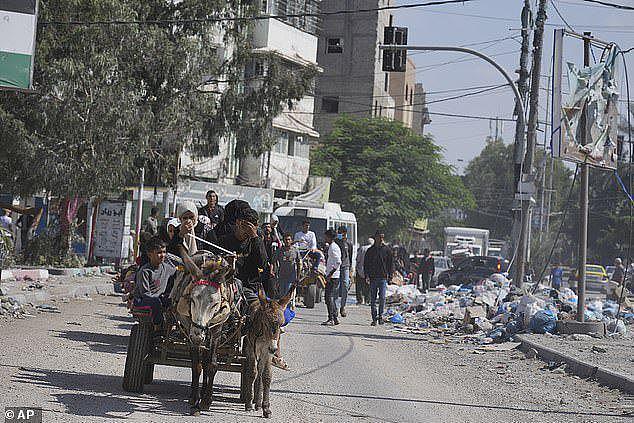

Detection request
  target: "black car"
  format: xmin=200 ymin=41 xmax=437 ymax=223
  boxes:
xmin=437 ymin=256 xmax=503 ymax=286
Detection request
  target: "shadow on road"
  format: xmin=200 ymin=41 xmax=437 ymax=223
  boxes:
xmin=51 ymin=330 xmax=128 ymax=355
xmin=271 ymin=388 xmax=630 ymax=419
xmin=9 ymin=366 xmax=246 ymax=418
xmin=300 ymin=330 xmax=424 ymax=343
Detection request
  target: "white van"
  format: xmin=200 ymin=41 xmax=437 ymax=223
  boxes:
xmin=273 ymin=202 xmax=358 ymax=251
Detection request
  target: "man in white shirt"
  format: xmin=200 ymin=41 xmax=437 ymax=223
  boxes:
xmin=322 ymin=229 xmax=341 ymax=326
xmin=293 ymin=220 xmax=317 ymax=250
xmin=294 ymin=219 xmax=321 ymax=273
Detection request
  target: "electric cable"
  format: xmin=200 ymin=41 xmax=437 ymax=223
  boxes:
xmin=613 ymin=45 xmax=633 ymax=333
xmin=579 ymin=0 xmax=634 ymax=11
xmin=39 ymin=0 xmax=482 ymax=26
xmin=530 ymin=166 xmax=580 ymax=294
xmin=550 ymin=0 xmax=575 ymax=32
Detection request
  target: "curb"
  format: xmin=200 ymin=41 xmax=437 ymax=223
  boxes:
xmin=516 ymin=334 xmax=634 ymax=394
xmin=4 ymin=282 xmax=114 ymax=306
xmin=1 ymin=269 xmax=49 ymax=281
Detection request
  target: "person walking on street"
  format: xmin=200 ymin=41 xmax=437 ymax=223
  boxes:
xmin=550 ymin=263 xmax=564 ymax=291
xmin=364 ymin=230 xmax=393 ymax=326
xmin=322 ymin=229 xmax=341 ymax=326
xmin=418 ymin=249 xmax=434 ymax=293
xmin=355 ymin=238 xmax=374 ymax=305
xmin=335 ymin=226 xmax=353 ymax=317
xmin=143 ymin=207 xmax=160 ymax=236
xmin=611 ymin=258 xmax=626 ymax=284
xmin=272 ymin=233 xmax=301 ymax=299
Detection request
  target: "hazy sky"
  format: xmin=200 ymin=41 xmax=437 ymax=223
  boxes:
xmin=395 ymin=0 xmax=633 ymax=173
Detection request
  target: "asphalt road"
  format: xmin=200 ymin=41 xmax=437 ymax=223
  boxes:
xmin=0 ymin=292 xmax=631 ymax=423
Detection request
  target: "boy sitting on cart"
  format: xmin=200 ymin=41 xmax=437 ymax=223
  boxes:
xmin=132 ymin=237 xmax=178 ymax=335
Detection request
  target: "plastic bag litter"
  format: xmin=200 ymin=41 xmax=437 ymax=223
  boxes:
xmin=389 ymin=313 xmax=404 ymax=324
xmin=607 ymin=319 xmax=627 ymax=337
xmin=517 ymin=295 xmax=545 ymax=326
xmin=559 ymin=287 xmax=578 ymax=304
xmin=529 ymin=309 xmax=557 ymax=334
xmin=584 ymin=310 xmax=604 ymax=321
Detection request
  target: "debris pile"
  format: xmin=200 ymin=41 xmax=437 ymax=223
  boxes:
xmin=0 ymin=296 xmax=32 ymax=318
xmin=384 ymin=276 xmax=633 ymax=343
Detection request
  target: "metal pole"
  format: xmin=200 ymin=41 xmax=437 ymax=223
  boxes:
xmin=577 ymin=32 xmax=592 ymax=323
xmin=512 ymin=1 xmax=532 ymax=279
xmin=517 ymin=0 xmax=548 ymax=286
xmin=135 ymin=167 xmax=145 ymax=258
xmin=380 ymin=45 xmax=526 ymax=121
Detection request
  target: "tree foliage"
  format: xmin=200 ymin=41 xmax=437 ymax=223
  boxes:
xmin=0 ymin=0 xmax=317 ymax=197
xmin=463 ymin=137 xmax=573 ymax=240
xmin=311 ymin=116 xmax=474 ymax=238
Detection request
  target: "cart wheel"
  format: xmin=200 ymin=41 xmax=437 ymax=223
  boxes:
xmin=143 ymin=362 xmax=155 ymax=384
xmin=123 ymin=323 xmax=151 ymax=393
xmin=304 ymin=284 xmax=316 ymax=309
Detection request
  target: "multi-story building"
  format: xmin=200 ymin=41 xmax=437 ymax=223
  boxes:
xmin=237 ymin=0 xmax=321 ymax=198
xmin=413 ymin=83 xmax=432 ymax=135
xmin=314 ymin=0 xmax=429 ymax=137
xmin=179 ymin=1 xmax=321 ymax=200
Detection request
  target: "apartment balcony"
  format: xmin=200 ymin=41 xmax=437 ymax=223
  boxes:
xmin=252 ymin=18 xmax=318 ymax=66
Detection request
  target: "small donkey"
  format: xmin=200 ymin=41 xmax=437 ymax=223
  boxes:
xmin=243 ymin=286 xmax=294 ymax=418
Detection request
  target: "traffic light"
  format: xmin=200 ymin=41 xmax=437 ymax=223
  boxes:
xmin=382 ymin=26 xmax=408 ymax=72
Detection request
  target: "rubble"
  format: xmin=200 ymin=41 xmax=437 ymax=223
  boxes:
xmin=383 ymin=275 xmax=634 ymax=345
xmin=0 ymin=295 xmax=34 ymax=318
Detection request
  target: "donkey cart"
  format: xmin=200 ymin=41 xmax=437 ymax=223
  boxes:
xmin=122 ymin=306 xmax=249 ymax=400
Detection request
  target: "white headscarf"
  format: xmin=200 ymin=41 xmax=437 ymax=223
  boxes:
xmin=177 ymin=201 xmax=198 ymax=255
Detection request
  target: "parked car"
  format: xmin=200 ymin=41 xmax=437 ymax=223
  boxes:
xmin=605 ymin=265 xmax=616 ymax=280
xmin=569 ymin=264 xmax=609 ymax=293
xmin=432 ymin=256 xmax=452 ymax=285
xmin=437 ymin=256 xmax=503 ymax=286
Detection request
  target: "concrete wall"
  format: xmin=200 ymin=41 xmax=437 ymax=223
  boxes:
xmin=315 ymin=0 xmax=396 ymax=138
xmin=252 ymin=18 xmax=319 ymax=65
xmin=389 ymin=57 xmax=417 ymax=129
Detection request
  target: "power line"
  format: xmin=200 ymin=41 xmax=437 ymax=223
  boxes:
xmin=39 ymin=0 xmax=481 ymax=26
xmin=551 ymin=0 xmax=575 ymax=31
xmin=579 ymin=0 xmax=634 ymax=10
xmin=416 ymin=49 xmax=520 ymax=73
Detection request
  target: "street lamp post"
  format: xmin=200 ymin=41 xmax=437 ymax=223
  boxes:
xmin=381 ymin=45 xmax=528 ymax=285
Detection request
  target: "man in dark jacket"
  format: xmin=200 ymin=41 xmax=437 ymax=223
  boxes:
xmin=363 ymin=230 xmax=393 ymax=326
xmin=418 ymin=249 xmax=435 ymax=292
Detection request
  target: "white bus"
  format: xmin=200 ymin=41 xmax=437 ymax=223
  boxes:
xmin=273 ymin=202 xmax=357 ymax=250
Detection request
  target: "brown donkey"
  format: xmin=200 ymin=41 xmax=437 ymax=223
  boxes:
xmin=243 ymin=286 xmax=294 ymax=418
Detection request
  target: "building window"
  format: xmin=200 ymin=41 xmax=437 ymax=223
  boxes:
xmin=326 ymin=38 xmax=343 ymax=54
xmin=274 ymin=131 xmax=289 ymax=155
xmin=322 ymin=97 xmax=339 ymax=113
xmin=294 ymin=136 xmax=310 ymax=159
xmin=384 ymin=73 xmax=389 ymax=92
xmin=287 ymin=133 xmax=296 ymax=156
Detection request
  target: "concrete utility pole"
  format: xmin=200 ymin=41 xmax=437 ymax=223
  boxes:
xmin=577 ymin=32 xmax=592 ymax=323
xmin=515 ymin=0 xmax=548 ymax=287
xmin=511 ymin=0 xmax=532 ymax=284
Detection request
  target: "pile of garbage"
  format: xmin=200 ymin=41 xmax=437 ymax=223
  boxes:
xmin=383 ymin=276 xmax=634 ymax=344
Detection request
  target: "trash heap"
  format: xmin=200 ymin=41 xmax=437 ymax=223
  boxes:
xmin=384 ymin=275 xmax=633 ymax=343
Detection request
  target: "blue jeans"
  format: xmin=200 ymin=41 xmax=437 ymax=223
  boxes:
xmin=325 ymin=278 xmax=339 ymax=320
xmin=369 ymin=278 xmax=388 ymax=322
xmin=338 ymin=267 xmax=351 ymax=307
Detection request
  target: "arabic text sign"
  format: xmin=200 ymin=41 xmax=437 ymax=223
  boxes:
xmin=93 ymin=200 xmax=131 ymax=259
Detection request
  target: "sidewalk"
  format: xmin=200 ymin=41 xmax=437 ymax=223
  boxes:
xmin=0 ymin=273 xmax=116 ymax=308
xmin=517 ymin=333 xmax=634 ymax=394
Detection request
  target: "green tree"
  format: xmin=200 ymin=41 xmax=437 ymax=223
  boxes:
xmin=0 ymin=0 xmax=317 ymax=259
xmin=311 ymin=116 xmax=473 ymax=238
xmin=463 ymin=137 xmax=573 ymax=240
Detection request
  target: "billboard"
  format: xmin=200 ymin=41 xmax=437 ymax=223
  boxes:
xmin=551 ymin=29 xmax=620 ymax=170
xmin=0 ymin=1 xmax=38 ymax=91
